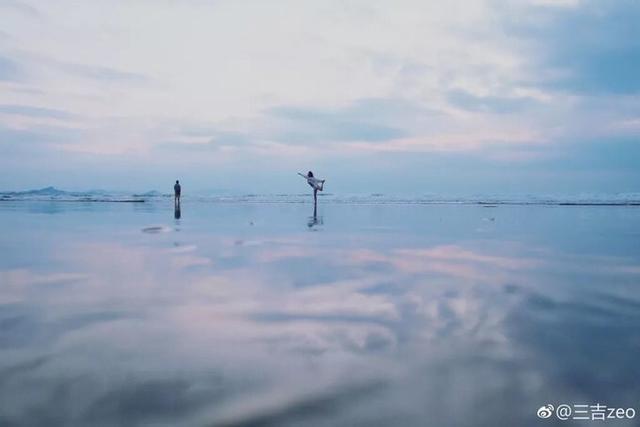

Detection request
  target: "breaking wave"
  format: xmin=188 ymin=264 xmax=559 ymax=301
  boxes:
xmin=2 ymin=187 xmax=640 ymax=205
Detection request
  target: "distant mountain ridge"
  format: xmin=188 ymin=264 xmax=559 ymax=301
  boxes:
xmin=0 ymin=187 xmax=147 ymax=202
xmin=4 ymin=186 xmax=71 ymax=196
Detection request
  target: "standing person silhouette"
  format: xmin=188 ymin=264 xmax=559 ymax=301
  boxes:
xmin=174 ymin=180 xmax=181 ymax=205
xmin=298 ymin=171 xmax=325 ymax=206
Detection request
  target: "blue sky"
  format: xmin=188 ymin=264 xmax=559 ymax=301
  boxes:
xmin=0 ymin=0 xmax=639 ymax=194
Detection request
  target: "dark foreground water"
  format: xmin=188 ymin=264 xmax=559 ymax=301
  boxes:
xmin=0 ymin=200 xmax=639 ymax=426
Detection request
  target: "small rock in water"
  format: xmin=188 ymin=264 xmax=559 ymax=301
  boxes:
xmin=142 ymin=226 xmax=171 ymax=233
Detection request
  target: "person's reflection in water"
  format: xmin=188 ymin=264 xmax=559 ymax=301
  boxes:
xmin=174 ymin=180 xmax=182 ymax=220
xmin=307 ymin=204 xmax=323 ymax=229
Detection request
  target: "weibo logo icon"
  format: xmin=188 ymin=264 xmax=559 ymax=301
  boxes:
xmin=537 ymin=404 xmax=555 ymax=419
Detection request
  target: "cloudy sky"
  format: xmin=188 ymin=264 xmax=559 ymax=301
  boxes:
xmin=0 ymin=0 xmax=638 ymax=194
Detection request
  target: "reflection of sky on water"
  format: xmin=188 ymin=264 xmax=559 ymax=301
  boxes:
xmin=0 ymin=202 xmax=639 ymax=426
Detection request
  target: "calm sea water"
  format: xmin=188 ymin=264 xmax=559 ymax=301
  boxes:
xmin=0 ymin=200 xmax=639 ymax=426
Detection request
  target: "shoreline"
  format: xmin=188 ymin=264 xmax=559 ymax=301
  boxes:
xmin=2 ymin=198 xmax=639 ymax=206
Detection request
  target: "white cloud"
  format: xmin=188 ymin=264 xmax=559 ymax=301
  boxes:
xmin=0 ymin=0 xmax=638 ymax=192
xmin=1 ymin=1 xmax=524 ymax=121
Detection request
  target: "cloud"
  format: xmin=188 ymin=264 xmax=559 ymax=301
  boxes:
xmin=160 ymin=98 xmax=436 ymax=154
xmin=543 ymin=137 xmax=640 ymax=172
xmin=0 ymin=124 xmax=78 ymax=158
xmin=3 ymin=48 xmax=150 ymax=92
xmin=54 ymin=61 xmax=148 ymax=84
xmin=264 ymin=98 xmax=445 ymax=145
xmin=0 ymin=104 xmax=74 ymax=119
xmin=446 ymin=89 xmax=538 ymax=113
xmin=0 ymin=55 xmax=22 ymax=81
xmin=0 ymin=0 xmax=40 ymax=17
xmin=13 ymin=52 xmax=150 ymax=85
xmin=505 ymin=0 xmax=640 ymax=94
xmin=157 ymin=134 xmax=250 ymax=153
xmin=0 ymin=0 xmax=637 ymax=193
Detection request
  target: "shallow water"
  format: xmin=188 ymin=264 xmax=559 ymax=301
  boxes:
xmin=1 ymin=200 xmax=639 ymax=426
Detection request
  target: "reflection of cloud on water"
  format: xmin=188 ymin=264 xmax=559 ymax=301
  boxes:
xmin=346 ymin=245 xmax=539 ymax=282
xmin=2 ymin=235 xmax=640 ymax=426
xmin=1 ymin=239 xmax=538 ymax=360
xmin=167 ymin=243 xmax=197 ymax=253
xmin=0 ymin=270 xmax=88 ymax=304
xmin=0 ymin=270 xmax=88 ymax=287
